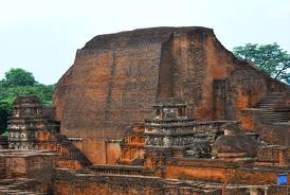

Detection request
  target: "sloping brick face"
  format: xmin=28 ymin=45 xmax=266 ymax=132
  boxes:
xmin=54 ymin=27 xmax=288 ymax=139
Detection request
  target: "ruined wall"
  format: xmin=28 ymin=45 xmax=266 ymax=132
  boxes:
xmin=5 ymin=157 xmax=26 ymax=177
xmin=0 ymin=157 xmax=6 ymax=179
xmin=119 ymin=128 xmax=145 ymax=164
xmin=0 ymin=178 xmax=53 ymax=195
xmin=54 ymin=170 xmax=220 ymax=195
xmin=73 ymin=140 xmax=122 ymax=165
xmin=3 ymin=154 xmax=56 ymax=179
xmin=54 ymin=169 xmax=288 ymax=195
xmin=240 ymin=109 xmax=290 ymax=145
xmin=106 ymin=141 xmax=121 ymax=164
xmin=73 ymin=138 xmax=107 ymax=164
xmin=254 ymin=123 xmax=290 ymax=146
xmin=228 ymin=62 xmax=289 ymax=125
xmin=165 ymin=159 xmax=290 ymax=185
xmin=54 ymin=40 xmax=163 ymax=139
xmin=25 ymin=155 xmax=56 ymax=183
xmin=56 ymin=160 xmax=82 ymax=170
xmin=257 ymin=145 xmax=289 ymax=166
xmin=0 ymin=152 xmax=56 ymax=194
xmin=54 ymin=27 xmax=288 ymax=140
xmin=70 ymin=138 xmax=121 ymax=164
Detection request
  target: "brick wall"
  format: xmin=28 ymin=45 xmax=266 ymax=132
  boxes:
xmin=0 ymin=157 xmax=6 ymax=179
xmin=54 ymin=27 xmax=288 ymax=141
xmin=54 ymin=169 xmax=221 ymax=195
xmin=166 ymin=159 xmax=289 ymax=185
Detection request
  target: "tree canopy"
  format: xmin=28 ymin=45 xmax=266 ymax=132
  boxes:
xmin=0 ymin=68 xmax=54 ymax=134
xmin=233 ymin=43 xmax=290 ymax=84
xmin=2 ymin=68 xmax=36 ymax=87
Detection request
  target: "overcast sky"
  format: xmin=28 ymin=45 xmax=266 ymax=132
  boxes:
xmin=0 ymin=0 xmax=289 ymax=84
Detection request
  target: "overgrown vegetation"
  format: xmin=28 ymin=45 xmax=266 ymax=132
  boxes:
xmin=233 ymin=43 xmax=290 ymax=84
xmin=0 ymin=68 xmax=54 ymax=134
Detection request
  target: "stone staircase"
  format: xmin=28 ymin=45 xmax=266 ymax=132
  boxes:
xmin=55 ymin=135 xmax=92 ymax=167
xmin=255 ymin=91 xmax=290 ymax=124
xmin=257 ymin=92 xmax=290 ymax=110
xmin=255 ymin=110 xmax=289 ymax=124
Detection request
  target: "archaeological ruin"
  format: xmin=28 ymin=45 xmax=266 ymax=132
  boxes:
xmin=0 ymin=27 xmax=289 ymax=195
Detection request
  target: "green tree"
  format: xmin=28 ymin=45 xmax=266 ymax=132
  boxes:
xmin=233 ymin=43 xmax=290 ymax=84
xmin=2 ymin=68 xmax=36 ymax=87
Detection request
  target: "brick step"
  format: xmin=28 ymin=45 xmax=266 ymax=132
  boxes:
xmin=258 ymin=116 xmax=289 ymax=120
xmin=258 ymin=97 xmax=285 ymax=103
xmin=258 ymin=117 xmax=289 ymax=121
xmin=256 ymin=92 xmax=289 ymax=110
xmin=258 ymin=112 xmax=289 ymax=117
xmin=258 ymin=115 xmax=289 ymax=118
xmin=258 ymin=104 xmax=288 ymax=108
xmin=55 ymin=134 xmax=92 ymax=167
xmin=256 ymin=111 xmax=289 ymax=124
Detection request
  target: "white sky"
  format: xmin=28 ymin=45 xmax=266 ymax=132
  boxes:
xmin=0 ymin=0 xmax=289 ymax=84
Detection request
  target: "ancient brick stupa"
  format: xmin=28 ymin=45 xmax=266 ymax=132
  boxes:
xmin=144 ymin=99 xmax=211 ymax=164
xmin=54 ymin=27 xmax=288 ymax=139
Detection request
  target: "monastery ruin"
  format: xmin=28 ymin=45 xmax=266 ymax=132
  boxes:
xmin=0 ymin=27 xmax=289 ymax=194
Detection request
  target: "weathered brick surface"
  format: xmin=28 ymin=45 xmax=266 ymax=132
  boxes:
xmin=54 ymin=169 xmax=221 ymax=195
xmin=0 ymin=150 xmax=57 ymax=194
xmin=54 ymin=168 xmax=290 ymax=195
xmin=0 ymin=178 xmax=50 ymax=195
xmin=55 ymin=43 xmax=162 ymax=139
xmin=257 ymin=145 xmax=289 ymax=166
xmin=166 ymin=159 xmax=290 ymax=185
xmin=5 ymin=157 xmax=26 ymax=178
xmin=0 ymin=157 xmax=6 ymax=179
xmin=54 ymin=27 xmax=288 ymax=140
xmin=2 ymin=153 xmax=55 ymax=180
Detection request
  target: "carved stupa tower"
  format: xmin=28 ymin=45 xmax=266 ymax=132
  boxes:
xmin=7 ymin=96 xmax=59 ymax=150
xmin=144 ymin=99 xmax=211 ymax=169
xmin=7 ymin=96 xmax=43 ymax=150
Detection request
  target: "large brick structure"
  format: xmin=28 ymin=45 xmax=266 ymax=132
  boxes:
xmin=54 ymin=27 xmax=288 ymax=140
